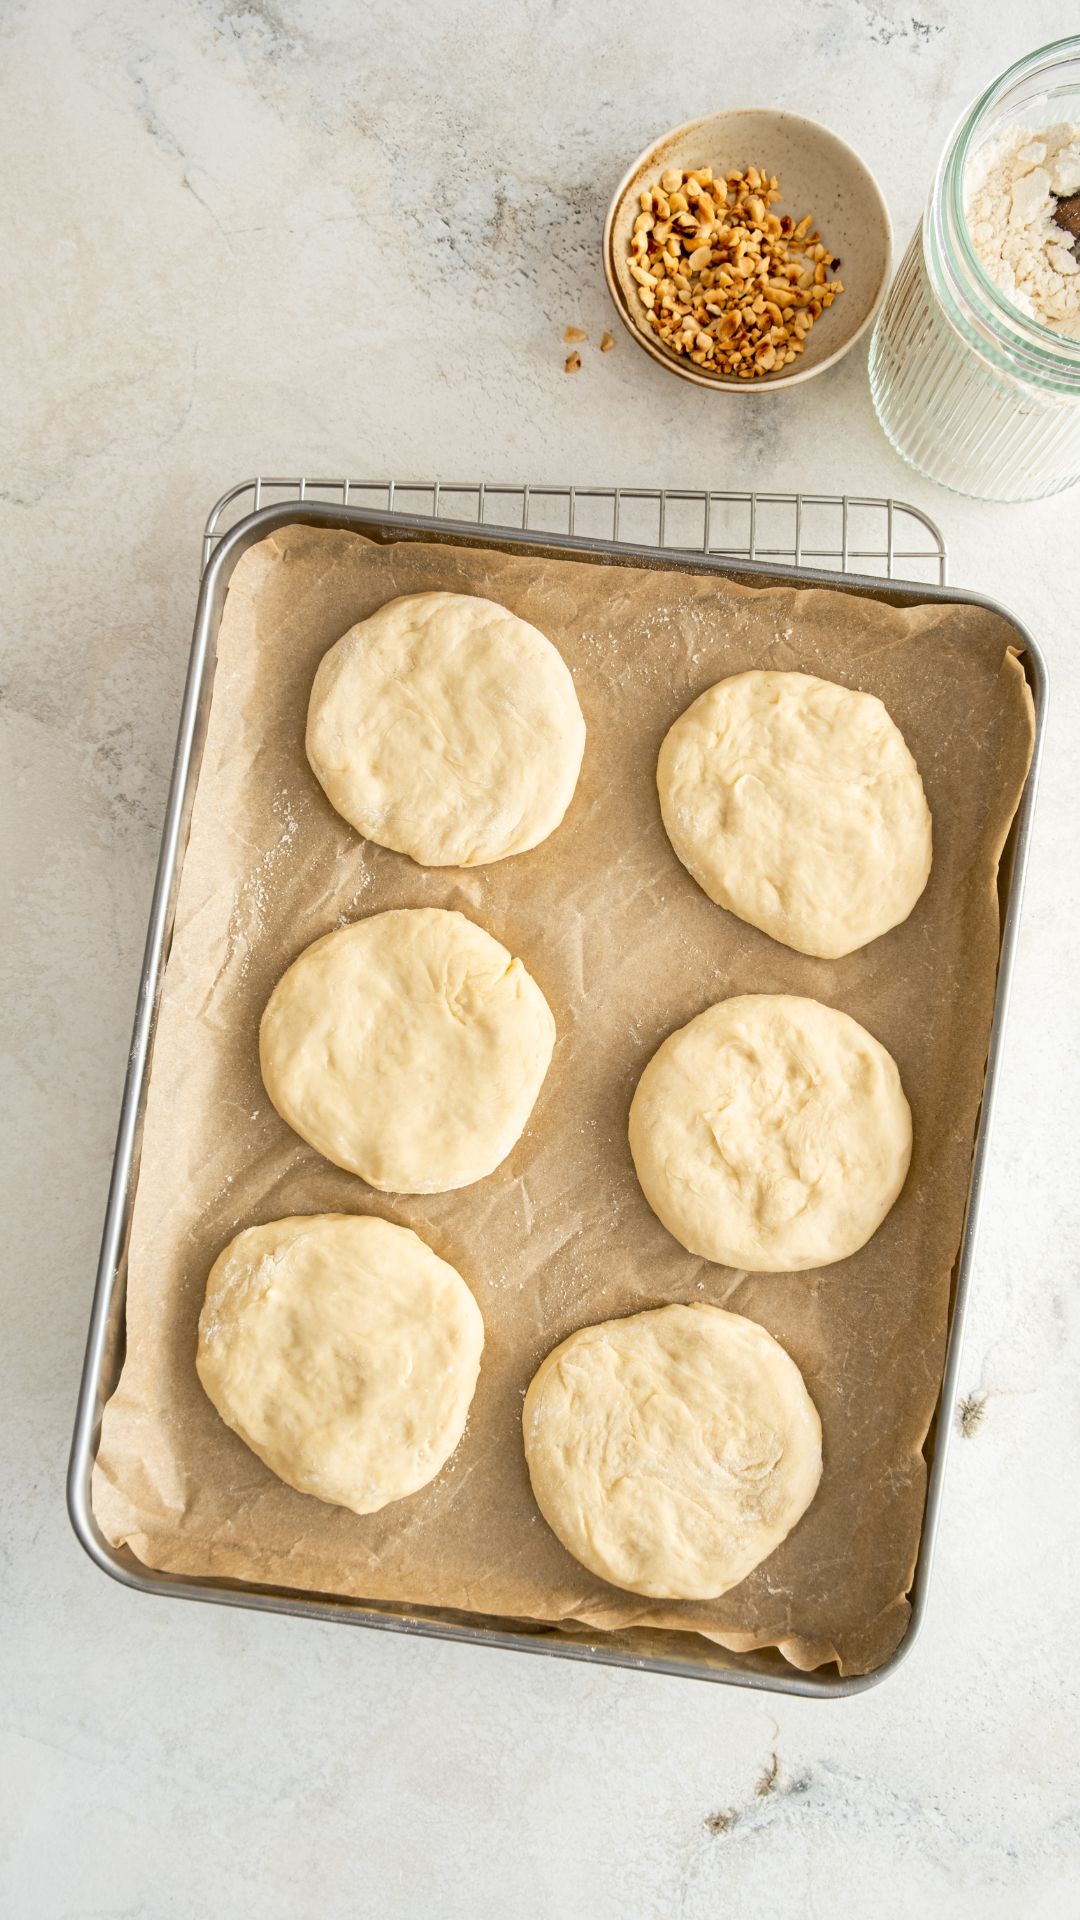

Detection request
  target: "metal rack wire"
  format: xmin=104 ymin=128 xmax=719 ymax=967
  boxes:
xmin=203 ymin=479 xmax=948 ymax=586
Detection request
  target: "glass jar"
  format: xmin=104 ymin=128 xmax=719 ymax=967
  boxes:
xmin=869 ymin=36 xmax=1080 ymax=501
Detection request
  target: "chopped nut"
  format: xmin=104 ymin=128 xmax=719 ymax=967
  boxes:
xmin=600 ymin=330 xmax=615 ymax=351
xmin=564 ymin=351 xmax=582 ymax=372
xmin=563 ymin=325 xmax=587 ymax=343
xmin=625 ymin=160 xmax=844 ymax=378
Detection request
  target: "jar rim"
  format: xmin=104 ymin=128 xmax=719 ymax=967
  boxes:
xmin=940 ymin=34 xmax=1080 ymax=367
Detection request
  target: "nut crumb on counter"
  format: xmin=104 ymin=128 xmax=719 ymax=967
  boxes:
xmin=957 ymin=1392 xmax=987 ymax=1438
xmin=563 ymin=325 xmax=588 ymax=343
xmin=564 ymin=350 xmax=582 ymax=373
xmin=600 ymin=330 xmax=615 ymax=351
xmin=628 ymin=163 xmax=844 ymax=378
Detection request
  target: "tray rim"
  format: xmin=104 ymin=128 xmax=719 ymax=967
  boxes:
xmin=68 ymin=497 xmax=1048 ymax=1698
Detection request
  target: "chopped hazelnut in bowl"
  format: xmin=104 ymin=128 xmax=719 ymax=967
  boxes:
xmin=604 ymin=110 xmax=891 ymax=390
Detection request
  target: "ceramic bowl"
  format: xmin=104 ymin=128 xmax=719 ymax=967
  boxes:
xmin=603 ymin=109 xmax=892 ymax=391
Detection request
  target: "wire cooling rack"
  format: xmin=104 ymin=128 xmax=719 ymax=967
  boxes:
xmin=203 ymin=479 xmax=947 ymax=586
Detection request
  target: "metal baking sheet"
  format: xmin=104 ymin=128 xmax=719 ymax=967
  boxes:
xmin=68 ymin=495 xmax=1045 ymax=1697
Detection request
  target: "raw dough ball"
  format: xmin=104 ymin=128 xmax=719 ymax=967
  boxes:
xmin=629 ymin=994 xmax=911 ymax=1271
xmin=306 ymin=591 xmax=586 ymax=867
xmin=523 ymin=1303 xmax=822 ymax=1599
xmin=260 ymin=908 xmax=555 ymax=1193
xmin=657 ymin=669 xmax=932 ymax=958
xmin=197 ymin=1213 xmax=484 ymax=1515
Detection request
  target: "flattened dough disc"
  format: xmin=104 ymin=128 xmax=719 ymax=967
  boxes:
xmin=629 ymin=993 xmax=912 ymax=1271
xmin=260 ymin=907 xmax=555 ymax=1193
xmin=306 ymin=590 xmax=586 ymax=867
xmin=657 ymin=669 xmax=932 ymax=958
xmin=197 ymin=1213 xmax=484 ymax=1515
xmin=523 ymin=1303 xmax=822 ymax=1600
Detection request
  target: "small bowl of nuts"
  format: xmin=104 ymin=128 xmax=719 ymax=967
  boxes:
xmin=604 ymin=110 xmax=891 ymax=388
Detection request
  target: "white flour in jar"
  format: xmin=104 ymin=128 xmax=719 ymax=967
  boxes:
xmin=965 ymin=122 xmax=1080 ymax=338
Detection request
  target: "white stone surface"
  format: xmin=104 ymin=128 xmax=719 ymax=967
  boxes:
xmin=2 ymin=2 xmax=1078 ymax=1915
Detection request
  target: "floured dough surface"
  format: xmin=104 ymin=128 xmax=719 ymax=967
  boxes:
xmin=306 ymin=590 xmax=586 ymax=867
xmin=260 ymin=907 xmax=555 ymax=1193
xmin=629 ymin=994 xmax=911 ymax=1271
xmin=523 ymin=1304 xmax=822 ymax=1600
xmin=657 ymin=669 xmax=932 ymax=958
xmin=197 ymin=1213 xmax=484 ymax=1515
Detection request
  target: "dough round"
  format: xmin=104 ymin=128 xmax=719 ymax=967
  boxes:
xmin=657 ymin=670 xmax=932 ymax=958
xmin=260 ymin=908 xmax=555 ymax=1193
xmin=197 ymin=1213 xmax=484 ymax=1515
xmin=306 ymin=591 xmax=586 ymax=867
xmin=523 ymin=1303 xmax=822 ymax=1599
xmin=629 ymin=994 xmax=911 ymax=1271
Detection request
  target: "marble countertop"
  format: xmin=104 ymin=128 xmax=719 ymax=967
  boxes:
xmin=3 ymin=2 xmax=1077 ymax=1915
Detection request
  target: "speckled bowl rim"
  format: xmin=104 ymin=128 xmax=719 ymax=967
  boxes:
xmin=603 ymin=110 xmax=893 ymax=393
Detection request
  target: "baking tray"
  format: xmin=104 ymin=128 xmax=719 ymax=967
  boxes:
xmin=68 ymin=485 xmax=1045 ymax=1697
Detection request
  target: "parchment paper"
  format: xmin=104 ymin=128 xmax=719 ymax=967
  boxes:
xmin=94 ymin=525 xmax=1035 ymax=1676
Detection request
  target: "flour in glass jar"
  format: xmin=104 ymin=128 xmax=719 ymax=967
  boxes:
xmin=965 ymin=123 xmax=1080 ymax=337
